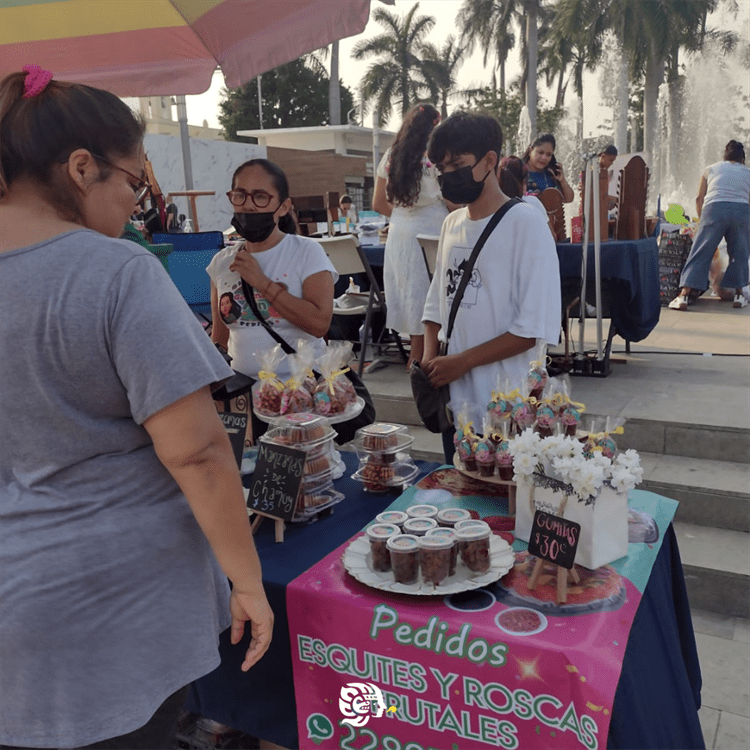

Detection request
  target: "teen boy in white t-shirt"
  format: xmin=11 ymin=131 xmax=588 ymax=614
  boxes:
xmin=421 ymin=111 xmax=561 ymax=461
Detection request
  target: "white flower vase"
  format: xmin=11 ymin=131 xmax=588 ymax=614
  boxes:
xmin=515 ymin=474 xmax=629 ymax=570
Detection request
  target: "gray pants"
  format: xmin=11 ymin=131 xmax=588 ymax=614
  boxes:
xmin=680 ymin=201 xmax=750 ymax=291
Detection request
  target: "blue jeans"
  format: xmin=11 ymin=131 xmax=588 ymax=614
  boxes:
xmin=680 ymin=201 xmax=750 ymax=291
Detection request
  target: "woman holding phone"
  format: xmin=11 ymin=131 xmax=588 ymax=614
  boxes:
xmin=523 ymin=133 xmax=574 ymax=203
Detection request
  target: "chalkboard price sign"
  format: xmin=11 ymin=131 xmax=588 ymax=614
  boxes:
xmin=219 ymin=411 xmax=248 ymax=469
xmin=528 ymin=510 xmax=581 ymax=570
xmin=247 ymin=442 xmax=307 ymax=523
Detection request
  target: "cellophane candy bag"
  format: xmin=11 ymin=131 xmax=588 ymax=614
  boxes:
xmin=280 ymin=353 xmax=314 ymax=415
xmin=526 ymin=340 xmax=549 ymax=400
xmin=453 ymin=402 xmax=479 ymax=472
xmin=313 ymin=342 xmax=357 ymax=416
xmin=294 ymin=338 xmax=318 ymax=395
xmin=511 ymin=381 xmax=536 ymax=436
xmin=487 ymin=376 xmax=514 ymax=432
xmin=253 ymin=345 xmax=287 ymax=416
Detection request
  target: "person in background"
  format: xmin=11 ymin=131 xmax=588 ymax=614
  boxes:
xmin=522 ymin=133 xmax=574 ymax=203
xmin=373 ymin=102 xmax=452 ymax=369
xmin=0 ymin=67 xmax=272 ymax=750
xmin=669 ymin=140 xmax=750 ymax=310
xmin=422 ymin=111 xmax=561 ymax=463
xmin=165 ymin=200 xmax=181 ymax=232
xmin=208 ymin=158 xmax=337 ymax=380
xmin=598 ymin=145 xmax=619 ymax=210
xmin=498 ymin=155 xmax=551 ymax=232
xmin=339 ymin=194 xmax=359 ymax=228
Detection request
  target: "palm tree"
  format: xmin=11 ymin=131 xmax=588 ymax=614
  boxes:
xmin=457 ymin=0 xmax=518 ymax=94
xmin=421 ymin=36 xmax=467 ymax=119
xmin=352 ymin=3 xmax=439 ymax=126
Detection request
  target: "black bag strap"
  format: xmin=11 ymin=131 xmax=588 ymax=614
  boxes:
xmin=241 ymin=278 xmax=297 ymax=355
xmin=443 ymin=197 xmax=521 ymax=350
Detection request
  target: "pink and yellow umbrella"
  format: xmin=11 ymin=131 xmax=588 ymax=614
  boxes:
xmin=0 ymin=0 xmax=388 ymax=95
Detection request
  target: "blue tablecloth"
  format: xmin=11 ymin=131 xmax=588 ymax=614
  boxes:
xmin=364 ymin=239 xmax=660 ymax=343
xmin=186 ymin=454 xmax=703 ymax=750
xmin=556 ymin=238 xmax=660 ymax=342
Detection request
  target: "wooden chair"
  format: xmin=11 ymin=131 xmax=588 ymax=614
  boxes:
xmin=538 ymin=188 xmax=567 ymax=242
xmin=614 ymin=155 xmax=649 ymax=240
xmin=317 ymin=235 xmax=389 ymax=376
xmin=416 ymin=234 xmax=440 ymax=281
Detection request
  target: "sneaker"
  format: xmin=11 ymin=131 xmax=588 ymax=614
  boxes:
xmin=741 ymin=286 xmax=750 ymax=303
xmin=732 ymin=294 xmax=748 ymax=308
xmin=668 ymin=295 xmax=689 ymax=310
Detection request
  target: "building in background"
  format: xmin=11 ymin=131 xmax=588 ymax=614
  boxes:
xmin=237 ymin=125 xmax=396 ymax=212
xmin=138 ymin=97 xmax=225 ymax=141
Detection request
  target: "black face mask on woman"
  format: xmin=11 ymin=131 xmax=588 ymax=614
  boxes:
xmin=438 ymin=161 xmax=491 ymax=205
xmin=231 ymin=210 xmax=277 ymax=243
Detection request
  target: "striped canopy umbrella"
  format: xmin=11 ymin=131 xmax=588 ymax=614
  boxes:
xmin=0 ymin=0 xmax=389 ymax=96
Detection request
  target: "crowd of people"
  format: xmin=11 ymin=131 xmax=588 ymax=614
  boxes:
xmin=1 ymin=62 xmax=748 ymax=749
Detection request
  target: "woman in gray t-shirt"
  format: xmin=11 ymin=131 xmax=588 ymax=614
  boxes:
xmin=0 ymin=69 xmax=273 ymax=749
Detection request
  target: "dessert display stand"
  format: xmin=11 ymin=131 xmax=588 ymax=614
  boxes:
xmin=453 ymin=453 xmax=517 ymax=515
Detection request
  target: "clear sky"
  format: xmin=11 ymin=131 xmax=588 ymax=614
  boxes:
xmin=185 ymin=0 xmax=749 ymax=139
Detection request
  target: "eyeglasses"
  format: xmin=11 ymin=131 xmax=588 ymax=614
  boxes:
xmin=226 ymin=189 xmax=274 ymax=208
xmin=91 ymin=154 xmax=151 ymax=203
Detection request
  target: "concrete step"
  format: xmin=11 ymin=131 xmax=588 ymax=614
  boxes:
xmin=369 ymin=389 xmax=750 ymax=465
xmin=674 ymin=522 xmax=750 ymax=619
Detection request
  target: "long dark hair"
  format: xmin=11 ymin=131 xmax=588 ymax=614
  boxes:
xmin=522 ymin=133 xmax=558 ymax=175
xmin=499 ymin=155 xmax=528 ymax=198
xmin=386 ymin=102 xmax=440 ymax=207
xmin=231 ymin=158 xmax=297 ymax=234
xmin=724 ymin=140 xmax=745 ymax=164
xmin=0 ymin=70 xmax=144 ymax=219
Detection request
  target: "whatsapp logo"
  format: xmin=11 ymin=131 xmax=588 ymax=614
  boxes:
xmin=306 ymin=713 xmax=334 ymax=745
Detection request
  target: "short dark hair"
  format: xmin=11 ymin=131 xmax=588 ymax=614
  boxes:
xmin=0 ymin=70 xmax=145 ymax=215
xmin=428 ymin=110 xmax=503 ymax=168
xmin=340 ymin=195 xmax=352 ymax=204
xmin=601 ymin=144 xmax=618 ymax=156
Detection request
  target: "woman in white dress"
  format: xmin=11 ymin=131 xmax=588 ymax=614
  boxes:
xmin=373 ymin=103 xmax=451 ymax=368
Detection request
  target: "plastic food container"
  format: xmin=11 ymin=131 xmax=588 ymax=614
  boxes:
xmin=294 ymin=481 xmax=344 ymax=521
xmin=375 ymin=511 xmax=409 ymax=528
xmin=355 ymin=423 xmax=411 ymax=451
xmin=453 ymin=519 xmax=491 ymax=532
xmin=352 ymin=457 xmax=420 ymax=493
xmin=405 ymin=504 xmax=439 ymax=520
xmin=436 ymin=508 xmax=473 ymax=528
xmin=426 ymin=527 xmax=457 ymax=576
xmin=387 ymin=534 xmax=420 ymax=584
xmin=454 ymin=524 xmax=492 ymax=574
xmin=417 ymin=535 xmax=453 ymax=585
xmin=402 ymin=517 xmax=438 ymax=537
xmin=366 ymin=523 xmax=400 ymax=572
xmin=267 ymin=413 xmax=334 ymax=444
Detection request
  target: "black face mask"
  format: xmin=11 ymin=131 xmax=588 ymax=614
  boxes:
xmin=232 ymin=211 xmax=277 ymax=243
xmin=438 ymin=161 xmax=491 ymax=204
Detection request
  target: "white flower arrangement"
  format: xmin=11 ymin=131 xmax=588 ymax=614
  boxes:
xmin=508 ymin=429 xmax=643 ymax=504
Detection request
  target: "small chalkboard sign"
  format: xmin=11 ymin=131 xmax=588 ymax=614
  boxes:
xmin=219 ymin=412 xmax=248 ymax=469
xmin=528 ymin=510 xmax=581 ymax=570
xmin=247 ymin=442 xmax=306 ymax=524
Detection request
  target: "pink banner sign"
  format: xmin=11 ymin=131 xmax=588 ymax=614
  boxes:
xmin=288 ymin=484 xmax=676 ymax=750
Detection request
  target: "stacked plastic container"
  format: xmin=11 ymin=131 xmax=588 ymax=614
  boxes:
xmin=351 ymin=423 xmax=419 ymax=493
xmin=261 ymin=413 xmax=344 ymax=522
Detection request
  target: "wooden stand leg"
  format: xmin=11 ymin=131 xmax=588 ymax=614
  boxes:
xmin=274 ymin=519 xmax=286 ymax=543
xmin=569 ymin=567 xmax=580 ymax=584
xmin=508 ymin=483 xmax=516 ymax=516
xmin=250 ymin=514 xmax=263 ymax=534
xmin=556 ymin=566 xmax=568 ymax=604
xmin=527 ymin=558 xmax=545 ymax=590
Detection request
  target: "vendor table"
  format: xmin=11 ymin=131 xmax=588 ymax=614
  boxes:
xmin=185 ymin=454 xmax=703 ymax=750
xmin=362 ymin=239 xmax=660 ymax=346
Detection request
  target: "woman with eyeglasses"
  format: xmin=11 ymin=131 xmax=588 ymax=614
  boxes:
xmin=0 ymin=69 xmax=273 ymax=749
xmin=207 ymin=159 xmax=337 ymax=380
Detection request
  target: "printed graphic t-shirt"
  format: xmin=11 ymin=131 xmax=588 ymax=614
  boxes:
xmin=422 ymin=201 xmax=562 ymax=427
xmin=207 ymin=233 xmax=338 ymax=378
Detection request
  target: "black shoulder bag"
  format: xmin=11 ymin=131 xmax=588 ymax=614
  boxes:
xmin=409 ymin=198 xmax=521 ymax=433
xmin=240 ymin=278 xmax=376 ymax=444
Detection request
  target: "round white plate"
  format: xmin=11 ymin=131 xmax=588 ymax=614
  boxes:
xmin=342 ymin=534 xmax=515 ymax=596
xmin=495 ymin=607 xmax=549 ymax=637
xmin=254 ymin=395 xmax=365 ymax=425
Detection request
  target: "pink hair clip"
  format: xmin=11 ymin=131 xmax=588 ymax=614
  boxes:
xmin=22 ymin=64 xmax=53 ymax=98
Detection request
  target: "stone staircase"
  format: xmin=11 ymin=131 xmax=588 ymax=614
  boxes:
xmin=368 ymin=387 xmax=750 ymax=619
